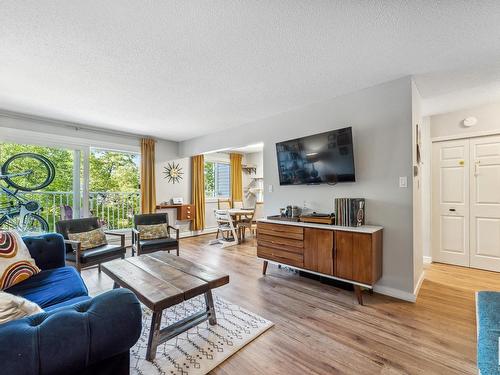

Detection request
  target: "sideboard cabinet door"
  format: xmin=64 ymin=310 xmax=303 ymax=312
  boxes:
xmin=334 ymin=231 xmax=353 ymax=280
xmin=304 ymin=228 xmax=334 ymax=275
xmin=352 ymin=233 xmax=373 ymax=284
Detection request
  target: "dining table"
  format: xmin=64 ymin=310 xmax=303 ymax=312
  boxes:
xmin=227 ymin=208 xmax=254 ymax=222
xmin=227 ymin=208 xmax=255 ymax=242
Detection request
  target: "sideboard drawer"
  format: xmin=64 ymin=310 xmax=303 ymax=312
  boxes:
xmin=257 ymin=245 xmax=304 ymax=268
xmin=257 ymin=233 xmax=304 ymax=252
xmin=257 ymin=222 xmax=304 ymax=240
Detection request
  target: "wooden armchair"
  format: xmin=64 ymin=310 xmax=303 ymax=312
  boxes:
xmin=132 ymin=213 xmax=179 ymax=256
xmin=55 ymin=217 xmax=126 ymax=273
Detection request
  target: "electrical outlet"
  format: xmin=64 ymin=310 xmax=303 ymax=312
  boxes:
xmin=399 ymin=176 xmax=408 ymax=188
xmin=268 ymin=184 xmax=273 ymax=193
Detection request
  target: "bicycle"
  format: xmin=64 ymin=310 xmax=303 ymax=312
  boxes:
xmin=0 ymin=153 xmax=55 ymax=233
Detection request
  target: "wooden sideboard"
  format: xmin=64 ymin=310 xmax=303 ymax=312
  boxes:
xmin=257 ymin=219 xmax=383 ymax=304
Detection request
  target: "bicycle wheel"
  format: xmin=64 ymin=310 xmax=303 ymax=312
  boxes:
xmin=0 ymin=212 xmax=49 ymax=233
xmin=2 ymin=153 xmax=55 ymax=191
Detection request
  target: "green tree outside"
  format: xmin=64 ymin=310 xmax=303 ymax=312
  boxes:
xmin=204 ymin=161 xmax=215 ymax=197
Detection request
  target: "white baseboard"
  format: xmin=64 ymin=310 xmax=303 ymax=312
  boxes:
xmin=423 ymin=256 xmax=432 ymax=264
xmin=373 ymin=285 xmax=417 ymax=302
xmin=413 ymin=270 xmax=426 ymax=298
xmin=179 ymin=227 xmax=217 ymax=238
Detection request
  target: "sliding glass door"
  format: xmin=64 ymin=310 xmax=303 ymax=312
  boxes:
xmin=89 ymin=148 xmax=140 ymax=230
xmin=0 ymin=142 xmax=140 ymax=232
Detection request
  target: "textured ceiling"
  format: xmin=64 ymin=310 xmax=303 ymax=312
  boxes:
xmin=2 ymin=1 xmax=500 ymax=141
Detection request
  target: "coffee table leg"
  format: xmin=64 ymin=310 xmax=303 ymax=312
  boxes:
xmin=204 ymin=290 xmax=217 ymax=325
xmin=146 ymin=311 xmax=162 ymax=361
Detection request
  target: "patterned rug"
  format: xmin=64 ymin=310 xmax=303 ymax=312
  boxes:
xmin=130 ymin=295 xmax=273 ymax=374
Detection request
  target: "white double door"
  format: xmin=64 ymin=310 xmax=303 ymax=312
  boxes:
xmin=432 ymin=135 xmax=500 ymax=272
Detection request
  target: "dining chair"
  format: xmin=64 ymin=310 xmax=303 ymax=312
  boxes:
xmin=250 ymin=202 xmax=264 ymax=237
xmin=232 ymin=201 xmax=243 ymax=209
xmin=217 ymin=199 xmax=232 ymax=210
xmin=210 ymin=210 xmax=238 ymax=248
xmin=236 ymin=208 xmax=255 ymax=241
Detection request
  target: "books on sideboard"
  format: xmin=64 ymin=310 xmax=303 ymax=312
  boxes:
xmin=334 ymin=198 xmax=365 ymax=227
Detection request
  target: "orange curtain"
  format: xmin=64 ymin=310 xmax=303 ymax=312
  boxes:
xmin=191 ymin=155 xmax=206 ymax=231
xmin=230 ymin=153 xmax=243 ymax=205
xmin=140 ymin=138 xmax=156 ymax=214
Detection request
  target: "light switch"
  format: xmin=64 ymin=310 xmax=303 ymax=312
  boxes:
xmin=268 ymin=184 xmax=273 ymax=193
xmin=399 ymin=176 xmax=408 ymax=188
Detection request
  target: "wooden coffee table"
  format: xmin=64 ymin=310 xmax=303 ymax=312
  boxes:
xmin=101 ymin=252 xmax=229 ymax=361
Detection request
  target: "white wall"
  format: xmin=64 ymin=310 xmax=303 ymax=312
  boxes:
xmin=155 ymin=141 xmax=189 ymax=206
xmin=180 ymin=77 xmax=416 ymax=297
xmin=155 ymin=140 xmax=191 ymax=231
xmin=421 ymin=117 xmax=432 ymax=261
xmin=430 ymin=101 xmax=500 ymax=139
xmin=411 ymin=80 xmax=424 ymax=294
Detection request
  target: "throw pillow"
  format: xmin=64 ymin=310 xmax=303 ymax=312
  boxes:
xmin=68 ymin=228 xmax=108 ymax=250
xmin=0 ymin=230 xmax=41 ymax=290
xmin=137 ymin=223 xmax=169 ymax=240
xmin=0 ymin=291 xmax=43 ymax=324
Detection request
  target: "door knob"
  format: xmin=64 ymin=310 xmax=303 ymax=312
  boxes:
xmin=449 ymin=208 xmax=456 ymax=212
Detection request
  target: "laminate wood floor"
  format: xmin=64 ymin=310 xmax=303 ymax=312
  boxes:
xmin=82 ymin=234 xmax=499 ymax=374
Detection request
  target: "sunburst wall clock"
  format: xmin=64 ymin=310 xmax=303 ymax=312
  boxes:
xmin=163 ymin=162 xmax=183 ymax=184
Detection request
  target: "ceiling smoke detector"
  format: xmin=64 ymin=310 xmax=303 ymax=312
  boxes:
xmin=463 ymin=116 xmax=478 ymax=127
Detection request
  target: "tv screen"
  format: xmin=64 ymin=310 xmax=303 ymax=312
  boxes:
xmin=276 ymin=127 xmax=355 ymax=185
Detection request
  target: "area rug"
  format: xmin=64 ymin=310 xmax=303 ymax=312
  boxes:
xmin=130 ymin=295 xmax=273 ymax=375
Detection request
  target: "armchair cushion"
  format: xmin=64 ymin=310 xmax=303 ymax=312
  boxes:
xmin=139 ymin=237 xmax=178 ymax=252
xmin=66 ymin=244 xmax=126 ymax=264
xmin=68 ymin=227 xmax=108 ymax=250
xmin=5 ymin=266 xmax=88 ymax=309
xmin=56 ymin=217 xmax=101 ymax=253
xmin=137 ymin=222 xmax=169 ymax=239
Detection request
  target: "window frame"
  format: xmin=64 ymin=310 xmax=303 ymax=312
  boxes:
xmin=204 ymin=160 xmax=230 ymax=200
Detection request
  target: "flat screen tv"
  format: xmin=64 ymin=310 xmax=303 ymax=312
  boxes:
xmin=276 ymin=127 xmax=355 ymax=185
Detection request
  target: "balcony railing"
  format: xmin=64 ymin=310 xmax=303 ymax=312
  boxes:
xmin=1 ymin=191 xmax=140 ymax=232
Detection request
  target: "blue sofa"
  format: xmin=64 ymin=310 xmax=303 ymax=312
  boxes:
xmin=477 ymin=291 xmax=500 ymax=375
xmin=0 ymin=233 xmax=142 ymax=375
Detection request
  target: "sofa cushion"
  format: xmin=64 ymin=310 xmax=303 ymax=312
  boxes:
xmin=139 ymin=237 xmax=178 ymax=252
xmin=66 ymin=244 xmax=125 ymax=264
xmin=5 ymin=266 xmax=88 ymax=309
xmin=0 ymin=230 xmax=41 ymax=290
xmin=68 ymin=228 xmax=108 ymax=250
xmin=22 ymin=233 xmax=66 ymax=270
xmin=45 ymin=295 xmax=91 ymax=312
xmin=0 ymin=291 xmax=44 ymax=323
xmin=477 ymin=291 xmax=500 ymax=374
